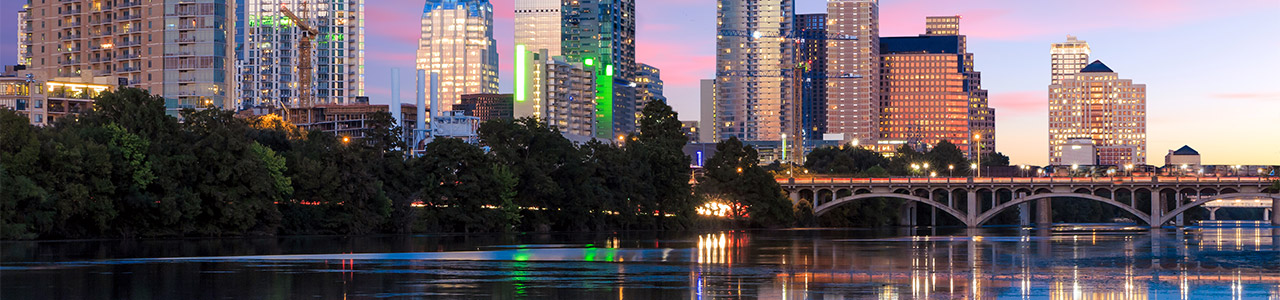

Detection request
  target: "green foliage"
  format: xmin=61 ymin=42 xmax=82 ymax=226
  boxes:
xmin=982 ymin=152 xmax=1011 ymax=167
xmin=804 ymin=145 xmax=888 ymax=174
xmin=697 ymin=138 xmax=794 ymax=228
xmin=1 ymin=88 xmax=702 ymax=239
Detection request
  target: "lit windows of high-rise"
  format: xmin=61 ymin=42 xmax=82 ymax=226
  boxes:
xmin=417 ymin=0 xmax=500 ymax=113
xmin=236 ymin=0 xmax=366 ymax=108
xmin=716 ymin=0 xmax=794 ymax=142
xmin=826 ymin=0 xmax=880 ymax=145
xmin=1048 ymin=58 xmax=1146 ymax=166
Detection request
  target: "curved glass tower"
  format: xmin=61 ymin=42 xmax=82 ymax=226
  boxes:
xmin=417 ymin=0 xmax=500 ymax=112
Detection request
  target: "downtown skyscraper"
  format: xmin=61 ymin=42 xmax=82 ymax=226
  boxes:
xmin=1048 ymin=51 xmax=1147 ymax=166
xmin=796 ymin=13 xmax=828 ymax=141
xmin=514 ymin=0 xmax=560 ymax=56
xmin=825 ymin=0 xmax=880 ymax=145
xmin=562 ymin=0 xmax=636 ymax=139
xmin=24 ymin=0 xmax=236 ymax=113
xmin=236 ymin=0 xmax=365 ymax=108
xmin=878 ymin=16 xmax=994 ymax=157
xmin=417 ymin=0 xmax=500 ymax=113
xmin=715 ymin=0 xmax=794 ymax=142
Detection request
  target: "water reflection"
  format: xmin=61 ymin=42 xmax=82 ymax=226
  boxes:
xmin=3 ymin=228 xmax=1279 ymax=299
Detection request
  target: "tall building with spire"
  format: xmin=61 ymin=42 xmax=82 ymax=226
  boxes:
xmin=236 ymin=0 xmax=365 ymax=108
xmin=878 ymin=16 xmax=994 ymax=158
xmin=417 ymin=0 xmax=500 ymax=113
xmin=25 ymin=0 xmax=236 ymax=113
xmin=1048 ymin=60 xmax=1146 ymax=166
xmin=715 ymin=0 xmax=794 ymax=142
xmin=562 ymin=0 xmax=636 ymax=139
xmin=826 ymin=0 xmax=879 ymax=145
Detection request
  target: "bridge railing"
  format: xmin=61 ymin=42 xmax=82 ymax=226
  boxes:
xmin=778 ymin=176 xmax=1273 ymax=185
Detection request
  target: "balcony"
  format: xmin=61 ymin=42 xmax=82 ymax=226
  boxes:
xmin=60 ymin=59 xmax=81 ymax=65
xmin=117 ymin=40 xmax=141 ymax=47
xmin=61 ymin=34 xmax=82 ymax=40
xmin=118 ymin=14 xmax=141 ymax=21
xmin=119 ymin=1 xmax=142 ymax=8
xmin=62 ymin=8 xmax=82 ymax=15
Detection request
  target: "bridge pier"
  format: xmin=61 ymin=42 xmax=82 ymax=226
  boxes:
xmin=1152 ymin=191 xmax=1165 ymax=227
xmin=1036 ymin=198 xmax=1052 ymax=227
xmin=967 ymin=190 xmax=978 ymax=227
xmin=1175 ymin=193 xmax=1185 ymax=227
xmin=1272 ymin=196 xmax=1279 ymax=225
xmin=1017 ymin=192 xmax=1030 ymax=227
xmin=1207 ymin=207 xmax=1218 ymax=221
xmin=929 ymin=192 xmax=937 ymax=226
xmin=789 ymin=190 xmax=800 ymax=205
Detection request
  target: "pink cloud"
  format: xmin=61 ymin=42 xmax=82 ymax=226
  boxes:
xmin=989 ymin=90 xmax=1046 ymax=114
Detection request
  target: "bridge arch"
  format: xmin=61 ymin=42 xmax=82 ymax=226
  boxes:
xmin=974 ymin=193 xmax=1153 ymax=226
xmin=814 ymin=193 xmax=972 ymax=227
xmin=1158 ymin=193 xmax=1278 ymax=225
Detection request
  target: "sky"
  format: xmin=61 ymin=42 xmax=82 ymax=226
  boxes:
xmin=3 ymin=0 xmax=1278 ymax=165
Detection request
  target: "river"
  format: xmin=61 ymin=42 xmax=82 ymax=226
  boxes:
xmin=3 ymin=226 xmax=1279 ymax=299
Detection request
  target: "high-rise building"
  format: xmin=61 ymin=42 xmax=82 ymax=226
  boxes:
xmin=236 ymin=0 xmax=365 ymax=108
xmin=26 ymin=0 xmax=236 ymax=113
xmin=417 ymin=0 xmax=499 ymax=113
xmin=562 ymin=0 xmax=636 ymax=139
xmin=17 ymin=4 xmax=32 ymax=66
xmin=699 ymin=78 xmax=715 ymax=143
xmin=825 ymin=0 xmax=879 ymax=145
xmin=514 ymin=47 xmax=598 ymax=140
xmin=924 ymin=15 xmax=959 ymax=36
xmin=715 ymin=0 xmax=793 ymax=142
xmin=796 ymin=13 xmax=827 ymax=141
xmin=514 ymin=0 xmax=560 ymax=56
xmin=1050 ymin=35 xmax=1090 ymax=85
xmin=634 ymin=63 xmax=664 ymax=121
xmin=1048 ymin=60 xmax=1146 ymax=166
xmin=878 ymin=16 xmax=994 ymax=158
xmin=458 ymin=93 xmax=513 ymax=122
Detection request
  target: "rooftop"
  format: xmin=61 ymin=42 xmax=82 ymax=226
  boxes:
xmin=1079 ymin=60 xmax=1114 ymax=73
xmin=1171 ymin=145 xmax=1199 ymax=156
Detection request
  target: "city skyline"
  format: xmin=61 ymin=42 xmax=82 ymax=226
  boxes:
xmin=2 ymin=0 xmax=1277 ymax=165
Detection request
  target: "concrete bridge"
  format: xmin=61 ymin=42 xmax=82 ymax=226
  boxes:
xmin=781 ymin=176 xmax=1279 ymax=227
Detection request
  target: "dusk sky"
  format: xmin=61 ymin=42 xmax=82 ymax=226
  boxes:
xmin=3 ymin=0 xmax=1278 ymax=165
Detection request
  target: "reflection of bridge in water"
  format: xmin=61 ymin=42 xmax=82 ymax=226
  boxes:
xmin=693 ymin=229 xmax=1280 ymax=299
xmin=780 ymin=177 xmax=1279 ymax=227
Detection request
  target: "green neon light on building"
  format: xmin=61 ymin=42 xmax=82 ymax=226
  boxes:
xmin=515 ymin=45 xmax=526 ymax=102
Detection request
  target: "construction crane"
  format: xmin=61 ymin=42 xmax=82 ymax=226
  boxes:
xmin=280 ymin=4 xmax=317 ymax=108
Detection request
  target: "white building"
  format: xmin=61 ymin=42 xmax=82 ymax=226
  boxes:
xmin=1060 ymin=138 xmax=1097 ymax=166
xmin=236 ymin=0 xmax=366 ymax=108
xmin=1048 ymin=60 xmax=1147 ymax=166
xmin=515 ymin=47 xmax=597 ymax=141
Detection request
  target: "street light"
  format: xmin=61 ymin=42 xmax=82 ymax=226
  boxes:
xmin=948 ymin=164 xmax=954 ymax=177
xmin=342 ymin=136 xmax=351 ymax=144
xmin=973 ymin=134 xmax=982 ymax=177
xmin=970 ymin=163 xmax=978 ymax=177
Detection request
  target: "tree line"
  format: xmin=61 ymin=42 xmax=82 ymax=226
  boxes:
xmin=4 ymin=88 xmax=781 ymax=239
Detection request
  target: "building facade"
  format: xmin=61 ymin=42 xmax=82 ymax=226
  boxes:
xmin=417 ymin=0 xmax=499 ymax=113
xmin=514 ymin=48 xmax=597 ymax=140
xmin=878 ymin=17 xmax=994 ymax=158
xmin=562 ymin=0 xmax=636 ymax=139
xmin=236 ymin=0 xmax=365 ymax=108
xmin=25 ymin=0 xmax=236 ymax=113
xmin=1048 ymin=60 xmax=1146 ymax=166
xmin=458 ymin=93 xmax=513 ymax=122
xmin=514 ymin=0 xmax=560 ymax=57
xmin=796 ymin=13 xmax=827 ymax=141
xmin=715 ymin=0 xmax=793 ymax=142
xmin=634 ymin=63 xmax=664 ymax=121
xmin=825 ymin=0 xmax=879 ymax=145
xmin=2 ymin=67 xmax=112 ymax=126
xmin=1050 ymin=35 xmax=1090 ymax=86
xmin=699 ymin=78 xmax=715 ymax=143
xmin=18 ymin=4 xmax=33 ymax=66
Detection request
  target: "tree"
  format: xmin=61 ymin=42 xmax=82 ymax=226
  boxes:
xmin=478 ymin=118 xmax=578 ymax=231
xmin=982 ymin=152 xmax=1011 ymax=167
xmin=0 ymin=110 xmax=54 ymax=239
xmin=631 ymin=100 xmax=693 ymax=230
xmin=924 ymin=140 xmax=969 ymax=177
xmin=419 ymin=138 xmax=518 ymax=233
xmin=697 ymin=137 xmax=794 ymax=228
xmin=804 ymin=145 xmax=887 ymax=175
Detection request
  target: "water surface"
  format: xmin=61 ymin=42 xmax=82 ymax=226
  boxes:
xmin=3 ymin=226 xmax=1279 ymax=299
